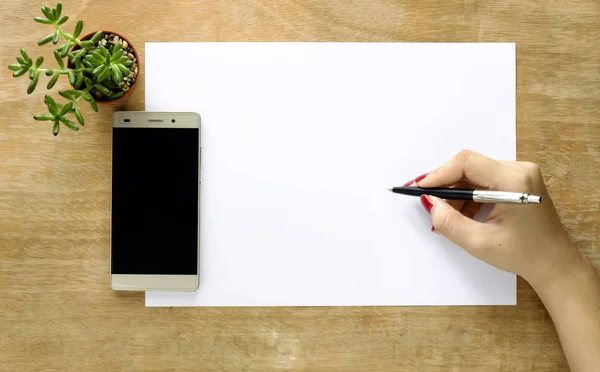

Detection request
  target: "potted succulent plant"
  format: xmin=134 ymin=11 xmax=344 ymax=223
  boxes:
xmin=8 ymin=3 xmax=139 ymax=135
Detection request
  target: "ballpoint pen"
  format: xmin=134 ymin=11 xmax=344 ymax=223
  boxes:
xmin=387 ymin=186 xmax=542 ymax=204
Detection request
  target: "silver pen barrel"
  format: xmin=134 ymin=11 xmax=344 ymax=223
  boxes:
xmin=472 ymin=190 xmax=542 ymax=204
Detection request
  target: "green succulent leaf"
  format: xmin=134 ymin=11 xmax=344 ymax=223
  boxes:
xmin=82 ymin=59 xmax=94 ymax=69
xmin=13 ymin=69 xmax=28 ymax=78
xmin=46 ymin=100 xmax=59 ymax=116
xmin=75 ymin=71 xmax=83 ymax=88
xmin=47 ymin=72 xmax=60 ymax=89
xmin=16 ymin=56 xmax=27 ymax=65
xmin=45 ymin=69 xmax=54 ymax=76
xmin=34 ymin=114 xmax=55 ymax=121
xmin=56 ymin=3 xmax=62 ymax=18
xmin=73 ymin=20 xmax=83 ymax=38
xmin=90 ymin=31 xmax=103 ymax=44
xmin=123 ymin=60 xmax=133 ymax=67
xmin=27 ymin=71 xmax=40 ymax=94
xmin=92 ymin=64 xmax=105 ymax=76
xmin=67 ymin=70 xmax=75 ymax=86
xmin=41 ymin=6 xmax=54 ymax=22
xmin=54 ymin=50 xmax=65 ymax=69
xmin=38 ymin=33 xmax=55 ymax=46
xmin=94 ymin=84 xmax=110 ymax=95
xmin=53 ymin=120 xmax=60 ymax=136
xmin=82 ymin=93 xmax=98 ymax=111
xmin=84 ymin=55 xmax=100 ymax=66
xmin=20 ymin=49 xmax=32 ymax=64
xmin=70 ymin=50 xmax=84 ymax=65
xmin=63 ymin=33 xmax=73 ymax=40
xmin=83 ymin=92 xmax=98 ymax=112
xmin=63 ymin=89 xmax=82 ymax=97
xmin=58 ymin=102 xmax=73 ymax=116
xmin=9 ymin=64 xmax=22 ymax=71
xmin=52 ymin=30 xmax=59 ymax=44
xmin=89 ymin=96 xmax=98 ymax=112
xmin=107 ymin=91 xmax=124 ymax=100
xmin=35 ymin=56 xmax=44 ymax=69
xmin=111 ymin=66 xmax=123 ymax=84
xmin=60 ymin=42 xmax=71 ymax=58
xmin=44 ymin=95 xmax=58 ymax=107
xmin=73 ymin=107 xmax=84 ymax=125
xmin=59 ymin=116 xmax=79 ymax=131
xmin=57 ymin=16 xmax=69 ymax=25
xmin=54 ymin=44 xmax=65 ymax=56
xmin=99 ymin=45 xmax=110 ymax=58
xmin=116 ymin=63 xmax=129 ymax=75
xmin=83 ymin=77 xmax=93 ymax=88
xmin=111 ymin=50 xmax=123 ymax=63
xmin=58 ymin=90 xmax=75 ymax=101
xmin=103 ymin=80 xmax=116 ymax=89
xmin=34 ymin=17 xmax=53 ymax=25
xmin=92 ymin=52 xmax=105 ymax=63
xmin=80 ymin=40 xmax=93 ymax=48
xmin=51 ymin=8 xmax=58 ymax=21
xmin=97 ymin=66 xmax=110 ymax=83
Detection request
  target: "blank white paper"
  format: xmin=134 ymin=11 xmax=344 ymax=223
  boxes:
xmin=144 ymin=42 xmax=516 ymax=307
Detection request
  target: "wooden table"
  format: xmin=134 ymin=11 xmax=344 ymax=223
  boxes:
xmin=2 ymin=1 xmax=599 ymax=370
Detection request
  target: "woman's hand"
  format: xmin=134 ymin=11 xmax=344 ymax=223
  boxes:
xmin=408 ymin=149 xmax=600 ymax=371
xmin=409 ymin=149 xmax=584 ymax=288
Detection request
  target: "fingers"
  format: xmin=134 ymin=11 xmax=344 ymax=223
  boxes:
xmin=447 ymin=198 xmax=466 ymax=213
xmin=460 ymin=201 xmax=481 ymax=219
xmin=417 ymin=150 xmax=508 ymax=190
xmin=446 ymin=181 xmax=471 ymax=212
xmin=421 ymin=195 xmax=491 ymax=252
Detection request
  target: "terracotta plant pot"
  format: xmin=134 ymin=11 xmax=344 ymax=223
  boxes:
xmin=66 ymin=31 xmax=140 ymax=104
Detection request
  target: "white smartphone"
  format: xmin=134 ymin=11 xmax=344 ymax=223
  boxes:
xmin=110 ymin=111 xmax=200 ymax=291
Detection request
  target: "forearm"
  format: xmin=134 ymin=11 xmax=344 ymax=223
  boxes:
xmin=533 ymin=254 xmax=600 ymax=372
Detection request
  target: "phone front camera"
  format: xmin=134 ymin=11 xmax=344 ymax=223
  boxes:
xmin=171 ymin=119 xmax=176 ymax=123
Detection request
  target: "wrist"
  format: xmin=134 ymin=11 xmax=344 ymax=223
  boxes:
xmin=528 ymin=248 xmax=590 ymax=298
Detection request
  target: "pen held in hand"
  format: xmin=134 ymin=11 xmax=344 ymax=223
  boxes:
xmin=387 ymin=186 xmax=542 ymax=204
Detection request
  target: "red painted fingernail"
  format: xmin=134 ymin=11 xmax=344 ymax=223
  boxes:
xmin=414 ymin=173 xmax=428 ymax=183
xmin=403 ymin=180 xmax=414 ymax=186
xmin=420 ymin=195 xmax=434 ymax=213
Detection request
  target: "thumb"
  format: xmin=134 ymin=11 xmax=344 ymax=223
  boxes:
xmin=421 ymin=195 xmax=488 ymax=252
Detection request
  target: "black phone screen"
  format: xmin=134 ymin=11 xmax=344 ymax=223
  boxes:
xmin=111 ymin=127 xmax=199 ymax=275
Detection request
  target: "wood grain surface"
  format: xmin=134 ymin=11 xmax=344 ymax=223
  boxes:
xmin=1 ymin=1 xmax=599 ymax=371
